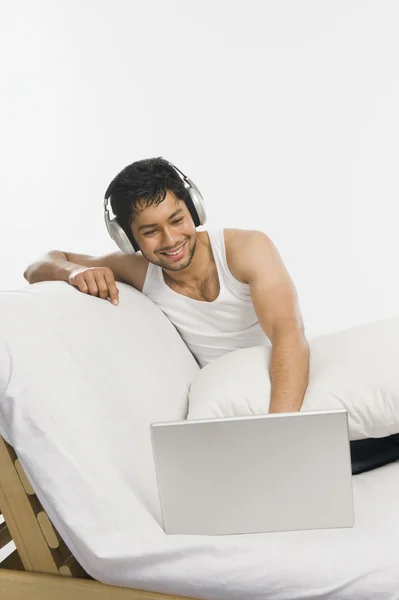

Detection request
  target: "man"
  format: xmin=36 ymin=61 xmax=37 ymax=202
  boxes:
xmin=24 ymin=157 xmax=309 ymax=413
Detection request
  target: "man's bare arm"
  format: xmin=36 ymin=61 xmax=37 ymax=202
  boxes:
xmin=228 ymin=230 xmax=310 ymax=413
xmin=23 ymin=250 xmax=149 ymax=304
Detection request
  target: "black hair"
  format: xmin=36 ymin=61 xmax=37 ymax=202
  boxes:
xmin=105 ymin=157 xmax=195 ymax=248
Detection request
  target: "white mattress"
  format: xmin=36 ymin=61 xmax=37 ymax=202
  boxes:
xmin=1 ymin=283 xmax=399 ymax=599
xmin=2 ymin=413 xmax=399 ymax=599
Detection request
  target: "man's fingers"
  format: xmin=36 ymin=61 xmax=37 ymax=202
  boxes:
xmin=84 ymin=272 xmax=99 ymax=296
xmin=96 ymin=274 xmax=110 ymax=300
xmin=70 ymin=267 xmax=118 ymax=304
xmin=104 ymin=270 xmax=119 ymax=304
xmin=78 ymin=280 xmax=89 ymax=293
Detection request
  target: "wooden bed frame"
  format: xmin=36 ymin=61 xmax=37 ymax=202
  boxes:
xmin=0 ymin=435 xmax=197 ymax=600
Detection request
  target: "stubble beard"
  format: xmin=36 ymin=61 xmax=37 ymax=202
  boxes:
xmin=143 ymin=234 xmax=198 ymax=272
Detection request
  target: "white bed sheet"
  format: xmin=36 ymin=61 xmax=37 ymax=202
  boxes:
xmin=2 ymin=416 xmax=399 ymax=600
xmin=1 ymin=283 xmax=398 ymax=599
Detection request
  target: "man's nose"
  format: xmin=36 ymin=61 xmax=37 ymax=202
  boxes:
xmin=161 ymin=227 xmax=177 ymax=247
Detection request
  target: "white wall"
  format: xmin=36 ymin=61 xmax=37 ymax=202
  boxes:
xmin=2 ymin=0 xmax=399 ymax=339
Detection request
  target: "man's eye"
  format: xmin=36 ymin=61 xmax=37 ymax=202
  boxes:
xmin=144 ymin=230 xmax=157 ymax=236
xmin=173 ymin=218 xmax=184 ymax=224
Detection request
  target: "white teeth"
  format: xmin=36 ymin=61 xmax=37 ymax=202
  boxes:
xmin=165 ymin=245 xmax=183 ymax=256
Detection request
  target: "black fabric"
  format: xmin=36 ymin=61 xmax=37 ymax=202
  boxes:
xmin=350 ymin=433 xmax=399 ymax=475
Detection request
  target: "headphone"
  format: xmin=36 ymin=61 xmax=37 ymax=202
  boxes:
xmin=104 ymin=157 xmax=207 ymax=254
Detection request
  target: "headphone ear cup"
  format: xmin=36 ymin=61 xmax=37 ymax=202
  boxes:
xmin=188 ymin=187 xmax=206 ymax=226
xmin=183 ymin=188 xmax=207 ymax=228
xmin=109 ymin=218 xmax=139 ymax=254
xmin=184 ymin=193 xmax=201 ymax=227
xmin=183 ymin=175 xmax=206 ymax=227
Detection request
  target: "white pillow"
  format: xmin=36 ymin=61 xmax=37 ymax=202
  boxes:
xmin=0 ymin=281 xmax=200 ymax=562
xmin=187 ymin=316 xmax=399 ymax=441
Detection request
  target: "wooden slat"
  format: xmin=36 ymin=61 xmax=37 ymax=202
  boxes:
xmin=0 ymin=436 xmax=59 ymax=574
xmin=49 ymin=539 xmax=91 ymax=578
xmin=58 ymin=551 xmax=93 ymax=578
xmin=15 ymin=459 xmax=36 ymax=495
xmin=0 ymin=436 xmax=98 ymax=579
xmin=37 ymin=512 xmax=60 ymax=549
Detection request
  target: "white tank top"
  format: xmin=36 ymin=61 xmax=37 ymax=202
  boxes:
xmin=142 ymin=229 xmax=271 ymax=367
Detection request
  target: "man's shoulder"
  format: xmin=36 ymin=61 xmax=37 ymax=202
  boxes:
xmin=222 ymin=229 xmax=272 ymax=283
xmin=223 ymin=228 xmax=271 ymax=251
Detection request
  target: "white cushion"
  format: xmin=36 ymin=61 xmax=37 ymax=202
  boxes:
xmin=0 ymin=281 xmax=199 ymax=568
xmin=187 ymin=316 xmax=399 ymax=441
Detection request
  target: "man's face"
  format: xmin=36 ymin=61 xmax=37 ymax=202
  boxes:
xmin=130 ymin=191 xmax=198 ymax=271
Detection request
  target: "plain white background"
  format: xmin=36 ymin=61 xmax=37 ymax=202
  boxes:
xmin=0 ymin=0 xmax=398 ymax=565
xmin=1 ymin=0 xmax=399 ymax=340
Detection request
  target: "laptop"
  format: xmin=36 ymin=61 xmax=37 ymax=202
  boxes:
xmin=150 ymin=409 xmax=355 ymax=535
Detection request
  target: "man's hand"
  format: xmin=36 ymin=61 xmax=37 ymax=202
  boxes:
xmin=69 ymin=266 xmax=119 ymax=305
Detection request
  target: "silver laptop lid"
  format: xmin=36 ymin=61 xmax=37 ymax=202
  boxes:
xmin=150 ymin=409 xmax=354 ymax=535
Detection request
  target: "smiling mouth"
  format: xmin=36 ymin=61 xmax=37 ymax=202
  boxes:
xmin=160 ymin=241 xmax=187 ymax=259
